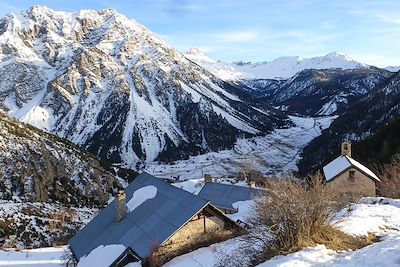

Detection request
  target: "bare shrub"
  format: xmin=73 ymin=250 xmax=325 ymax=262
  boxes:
xmin=252 ymin=173 xmax=341 ymax=257
xmin=218 ymin=173 xmax=373 ymax=266
xmin=377 ymin=155 xmax=400 ymax=198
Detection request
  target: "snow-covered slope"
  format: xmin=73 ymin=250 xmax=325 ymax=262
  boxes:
xmin=385 ymin=66 xmax=400 ymax=72
xmin=0 ymin=200 xmax=97 ymax=249
xmin=244 ymin=68 xmax=391 ymax=116
xmin=299 ymin=70 xmax=400 ymax=174
xmin=0 ymin=112 xmax=125 ymax=205
xmin=185 ymin=48 xmax=366 ymax=80
xmin=0 ymin=6 xmax=289 ymax=169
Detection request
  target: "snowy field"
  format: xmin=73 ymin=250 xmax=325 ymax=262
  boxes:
xmin=0 ymin=246 xmax=68 ymax=267
xmin=146 ymin=116 xmax=335 ymax=180
xmin=2 ymin=197 xmax=399 ymax=267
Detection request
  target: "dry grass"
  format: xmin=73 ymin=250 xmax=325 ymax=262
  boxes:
xmin=253 ymin=173 xmax=338 ymax=254
xmin=227 ymin=173 xmax=376 ymax=266
xmin=377 ymin=155 xmax=400 ymax=198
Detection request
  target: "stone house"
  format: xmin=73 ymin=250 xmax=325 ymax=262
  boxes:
xmin=323 ymin=142 xmax=380 ymax=198
xmin=69 ymin=172 xmax=242 ymax=266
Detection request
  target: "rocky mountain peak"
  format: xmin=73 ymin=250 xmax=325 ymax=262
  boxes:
xmin=0 ymin=6 xmax=288 ymax=169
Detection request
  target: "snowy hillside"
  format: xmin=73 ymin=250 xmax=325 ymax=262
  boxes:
xmin=299 ymin=70 xmax=400 ymax=174
xmin=0 ymin=6 xmax=289 ymax=169
xmin=0 ymin=112 xmax=125 ymax=204
xmin=385 ymin=66 xmax=400 ymax=72
xmin=0 ymin=201 xmax=97 ymax=249
xmin=185 ymin=48 xmax=366 ymax=80
xmin=241 ymin=68 xmax=390 ymax=116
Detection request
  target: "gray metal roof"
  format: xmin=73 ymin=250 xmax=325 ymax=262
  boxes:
xmin=198 ymin=182 xmax=263 ymax=211
xmin=69 ymin=172 xmax=209 ymax=260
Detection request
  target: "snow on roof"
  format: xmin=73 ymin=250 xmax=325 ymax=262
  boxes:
xmin=76 ymin=244 xmax=127 ymax=267
xmin=126 ymin=185 xmax=157 ymax=212
xmin=69 ymin=172 xmax=211 ymax=261
xmin=323 ymin=155 xmax=380 ymax=182
xmin=198 ymin=182 xmax=263 ymax=211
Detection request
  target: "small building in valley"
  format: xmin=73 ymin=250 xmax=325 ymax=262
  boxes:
xmin=69 ymin=172 xmax=242 ymax=266
xmin=198 ymin=182 xmax=263 ymax=214
xmin=323 ymin=142 xmax=380 ymax=198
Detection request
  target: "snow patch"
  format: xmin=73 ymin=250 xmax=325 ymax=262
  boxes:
xmin=77 ymin=244 xmax=127 ymax=267
xmin=227 ymin=200 xmax=255 ymax=223
xmin=126 ymin=185 xmax=157 ymax=212
xmin=20 ymin=106 xmax=55 ymax=131
xmin=317 ymin=100 xmax=338 ymax=116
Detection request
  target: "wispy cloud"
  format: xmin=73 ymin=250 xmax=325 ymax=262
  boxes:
xmin=350 ymin=9 xmax=400 ymax=25
xmin=212 ymin=31 xmax=259 ymax=42
xmin=163 ymin=0 xmax=205 ymax=16
xmin=374 ymin=13 xmax=400 ymax=25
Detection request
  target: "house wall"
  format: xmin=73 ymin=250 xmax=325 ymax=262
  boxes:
xmin=328 ymin=168 xmax=376 ymax=198
xmin=167 ymin=215 xmax=226 ymax=244
xmin=149 ymin=210 xmax=239 ymax=265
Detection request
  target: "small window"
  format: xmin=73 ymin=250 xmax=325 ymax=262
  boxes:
xmin=349 ymin=170 xmax=355 ymax=181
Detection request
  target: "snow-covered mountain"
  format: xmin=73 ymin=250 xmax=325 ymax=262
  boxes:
xmin=299 ymin=70 xmax=400 ymax=174
xmin=386 ymin=66 xmax=400 ymax=72
xmin=240 ymin=68 xmax=391 ymax=116
xmin=0 ymin=112 xmax=125 ymax=205
xmin=0 ymin=6 xmax=289 ymax=169
xmin=185 ymin=48 xmax=366 ymax=80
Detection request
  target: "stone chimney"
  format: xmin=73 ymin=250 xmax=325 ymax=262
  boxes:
xmin=115 ymin=190 xmax=127 ymax=222
xmin=204 ymin=174 xmax=213 ymax=183
xmin=341 ymin=141 xmax=351 ymax=157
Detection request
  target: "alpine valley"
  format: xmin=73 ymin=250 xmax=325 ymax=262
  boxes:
xmin=1 ymin=5 xmax=400 ymax=267
xmin=0 ymin=6 xmax=289 ymax=170
xmin=0 ymin=5 xmax=398 ymax=178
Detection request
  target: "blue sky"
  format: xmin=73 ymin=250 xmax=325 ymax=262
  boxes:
xmin=0 ymin=0 xmax=399 ymax=67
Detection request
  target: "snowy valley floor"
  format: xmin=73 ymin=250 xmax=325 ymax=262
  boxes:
xmin=1 ymin=197 xmax=400 ymax=266
xmin=145 ymin=116 xmax=335 ymax=180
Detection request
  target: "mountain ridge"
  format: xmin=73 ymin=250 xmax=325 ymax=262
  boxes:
xmin=184 ymin=48 xmax=367 ymax=80
xmin=0 ymin=6 xmax=289 ymax=169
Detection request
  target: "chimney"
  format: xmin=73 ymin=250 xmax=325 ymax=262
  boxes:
xmin=341 ymin=142 xmax=351 ymax=157
xmin=204 ymin=174 xmax=213 ymax=183
xmin=115 ymin=190 xmax=127 ymax=222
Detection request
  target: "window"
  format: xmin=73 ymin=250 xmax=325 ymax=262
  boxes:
xmin=349 ymin=170 xmax=355 ymax=181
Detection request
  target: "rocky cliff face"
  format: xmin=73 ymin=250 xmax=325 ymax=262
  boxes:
xmin=0 ymin=112 xmax=125 ymax=205
xmin=0 ymin=6 xmax=289 ymax=169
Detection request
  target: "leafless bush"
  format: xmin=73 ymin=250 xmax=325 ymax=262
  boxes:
xmin=217 ymin=173 xmax=370 ymax=266
xmin=377 ymin=155 xmax=400 ymax=198
xmin=252 ymin=173 xmax=342 ymax=258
